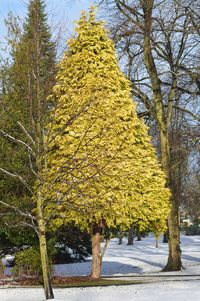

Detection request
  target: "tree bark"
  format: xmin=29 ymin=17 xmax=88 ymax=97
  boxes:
xmin=34 ymin=11 xmax=54 ymax=295
xmin=91 ymin=224 xmax=102 ymax=279
xmin=38 ymin=232 xmax=54 ymax=299
xmin=141 ymin=0 xmax=182 ymax=271
xmin=163 ymin=199 xmax=182 ymax=271
xmin=160 ymin=129 xmax=182 ymax=271
xmin=127 ymin=226 xmax=134 ymax=245
xmin=37 ymin=192 xmax=54 ymax=299
xmin=105 ymin=0 xmax=186 ymax=272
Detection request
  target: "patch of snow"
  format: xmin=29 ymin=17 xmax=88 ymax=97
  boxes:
xmin=54 ymin=234 xmax=200 ymax=276
xmin=1 ymin=234 xmax=200 ymax=301
xmin=1 ymin=282 xmax=200 ymax=301
xmin=2 ymin=255 xmax=15 ymax=267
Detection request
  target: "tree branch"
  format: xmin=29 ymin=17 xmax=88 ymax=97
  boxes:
xmin=0 ymin=168 xmax=34 ymax=195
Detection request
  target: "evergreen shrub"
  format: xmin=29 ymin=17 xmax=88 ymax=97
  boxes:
xmin=12 ymin=248 xmax=52 ymax=278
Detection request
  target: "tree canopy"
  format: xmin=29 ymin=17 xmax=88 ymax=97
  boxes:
xmin=43 ymin=9 xmax=170 ymax=235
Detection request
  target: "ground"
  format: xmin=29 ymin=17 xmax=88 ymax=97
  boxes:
xmin=1 ymin=234 xmax=200 ymax=301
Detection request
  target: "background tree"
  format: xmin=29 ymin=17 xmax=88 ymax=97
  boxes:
xmin=0 ymin=51 xmax=38 ymax=253
xmin=0 ymin=0 xmax=56 ymax=298
xmin=98 ymin=0 xmax=200 ymax=271
xmin=43 ymin=9 xmax=170 ymax=279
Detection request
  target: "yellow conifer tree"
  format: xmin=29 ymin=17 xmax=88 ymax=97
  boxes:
xmin=43 ymin=8 xmax=170 ymax=279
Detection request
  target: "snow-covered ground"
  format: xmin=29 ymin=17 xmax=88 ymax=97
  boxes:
xmin=1 ymin=234 xmax=200 ymax=301
xmin=1 ymin=282 xmax=200 ymax=301
xmin=54 ymin=234 xmax=200 ymax=276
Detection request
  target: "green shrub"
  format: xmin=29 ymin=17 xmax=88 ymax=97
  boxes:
xmin=12 ymin=248 xmax=51 ymax=278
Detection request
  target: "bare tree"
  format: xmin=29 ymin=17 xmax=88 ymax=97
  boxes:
xmin=98 ymin=0 xmax=200 ymax=271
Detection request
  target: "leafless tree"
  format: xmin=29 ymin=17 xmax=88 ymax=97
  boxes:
xmin=98 ymin=0 xmax=200 ymax=271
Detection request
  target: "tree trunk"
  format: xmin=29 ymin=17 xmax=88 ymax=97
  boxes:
xmin=127 ymin=226 xmax=134 ymax=245
xmin=141 ymin=0 xmax=182 ymax=271
xmin=163 ymin=231 xmax=168 ymax=243
xmin=37 ymin=192 xmax=54 ymax=299
xmin=137 ymin=232 xmax=141 ymax=241
xmin=38 ymin=231 xmax=54 ymax=299
xmin=160 ymin=130 xmax=182 ymax=271
xmin=155 ymin=238 xmax=159 ymax=248
xmin=91 ymin=225 xmax=101 ymax=279
xmin=101 ymin=237 xmax=110 ymax=259
xmin=163 ymin=200 xmax=182 ymax=270
xmin=118 ymin=230 xmax=123 ymax=245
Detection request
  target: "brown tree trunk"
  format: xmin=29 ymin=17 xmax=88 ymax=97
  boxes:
xmin=127 ymin=226 xmax=134 ymax=245
xmin=91 ymin=224 xmax=102 ymax=279
xmin=104 ymin=0 xmax=184 ymax=272
xmin=141 ymin=0 xmax=182 ymax=271
xmin=163 ymin=200 xmax=182 ymax=270
xmin=160 ymin=129 xmax=182 ymax=271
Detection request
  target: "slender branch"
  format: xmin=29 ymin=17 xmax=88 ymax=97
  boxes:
xmin=131 ymin=81 xmax=154 ymax=115
xmin=172 ymin=105 xmax=200 ymax=122
xmin=161 ymin=80 xmax=200 ymax=96
xmin=3 ymin=220 xmax=39 ymax=236
xmin=20 ymin=221 xmax=39 ymax=235
xmin=17 ymin=121 xmax=36 ymax=146
xmin=100 ymin=237 xmax=111 ymax=260
xmin=27 ymin=148 xmax=40 ymax=179
xmin=167 ymin=76 xmax=177 ymax=127
xmin=0 ymin=199 xmax=36 ymax=220
xmin=0 ymin=168 xmax=34 ymax=195
xmin=115 ymin=0 xmax=144 ymax=31
xmin=0 ymin=130 xmax=35 ymax=156
xmin=137 ymin=111 xmax=151 ymax=118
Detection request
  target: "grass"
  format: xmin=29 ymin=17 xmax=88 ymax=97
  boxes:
xmin=0 ymin=276 xmax=143 ymax=288
xmin=52 ymin=277 xmax=143 ymax=288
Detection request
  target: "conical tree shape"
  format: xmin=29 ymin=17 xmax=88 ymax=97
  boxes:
xmin=10 ymin=0 xmax=56 ymax=131
xmin=0 ymin=0 xmax=55 ymax=298
xmin=44 ymin=8 xmax=170 ymax=278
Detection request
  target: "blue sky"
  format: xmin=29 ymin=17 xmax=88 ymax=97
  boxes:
xmin=0 ymin=0 xmax=97 ymax=44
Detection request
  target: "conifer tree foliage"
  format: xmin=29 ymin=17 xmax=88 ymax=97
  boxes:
xmin=0 ymin=0 xmax=55 ymax=298
xmin=44 ymin=8 xmax=170 ymax=279
xmin=9 ymin=0 xmax=55 ymax=131
xmin=0 ymin=0 xmax=55 ymax=218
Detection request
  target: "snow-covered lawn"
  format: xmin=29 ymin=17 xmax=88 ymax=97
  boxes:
xmin=1 ymin=282 xmax=200 ymax=301
xmin=1 ymin=234 xmax=200 ymax=301
xmin=54 ymin=234 xmax=200 ymax=276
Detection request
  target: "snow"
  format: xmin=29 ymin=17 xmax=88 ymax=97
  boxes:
xmin=1 ymin=282 xmax=200 ymax=301
xmin=54 ymin=234 xmax=200 ymax=276
xmin=2 ymin=255 xmax=15 ymax=267
xmin=1 ymin=234 xmax=200 ymax=301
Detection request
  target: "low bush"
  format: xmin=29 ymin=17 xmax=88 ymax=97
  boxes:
xmin=12 ymin=248 xmax=52 ymax=278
